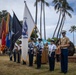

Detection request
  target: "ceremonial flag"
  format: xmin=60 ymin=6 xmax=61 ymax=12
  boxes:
xmin=6 ymin=13 xmax=10 ymax=34
xmin=6 ymin=34 xmax=10 ymax=48
xmin=0 ymin=26 xmax=1 ymax=39
xmin=1 ymin=18 xmax=6 ymax=50
xmin=12 ymin=12 xmax=22 ymax=43
xmin=22 ymin=1 xmax=35 ymax=62
xmin=6 ymin=13 xmax=12 ymax=48
xmin=9 ymin=12 xmax=22 ymax=51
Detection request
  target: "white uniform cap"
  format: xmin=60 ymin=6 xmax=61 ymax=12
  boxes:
xmin=61 ymin=30 xmax=66 ymax=33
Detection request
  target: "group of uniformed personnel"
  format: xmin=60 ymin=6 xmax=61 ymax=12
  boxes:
xmin=28 ymin=38 xmax=43 ymax=69
xmin=9 ymin=30 xmax=70 ymax=74
xmin=27 ymin=30 xmax=70 ymax=74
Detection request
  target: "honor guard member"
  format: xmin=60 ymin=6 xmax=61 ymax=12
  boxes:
xmin=13 ymin=43 xmax=18 ymax=62
xmin=36 ymin=38 xmax=43 ymax=69
xmin=58 ymin=30 xmax=70 ymax=74
xmin=48 ymin=39 xmax=56 ymax=71
xmin=28 ymin=38 xmax=34 ymax=66
xmin=17 ymin=41 xmax=22 ymax=63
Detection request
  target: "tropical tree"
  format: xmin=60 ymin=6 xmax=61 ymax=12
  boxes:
xmin=42 ymin=0 xmax=49 ymax=40
xmin=34 ymin=0 xmax=49 ymax=40
xmin=34 ymin=0 xmax=39 ymax=41
xmin=52 ymin=0 xmax=62 ymax=38
xmin=0 ymin=10 xmax=8 ymax=23
xmin=31 ymin=29 xmax=38 ymax=41
xmin=57 ymin=0 xmax=73 ymax=38
xmin=52 ymin=0 xmax=73 ymax=38
xmin=69 ymin=25 xmax=76 ymax=45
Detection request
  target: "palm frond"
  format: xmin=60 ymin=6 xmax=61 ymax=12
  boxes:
xmin=65 ymin=10 xmax=72 ymax=18
xmin=67 ymin=5 xmax=74 ymax=12
xmin=45 ymin=2 xmax=49 ymax=6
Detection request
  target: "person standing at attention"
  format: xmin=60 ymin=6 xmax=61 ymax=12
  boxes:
xmin=48 ymin=39 xmax=56 ymax=71
xmin=36 ymin=38 xmax=43 ymax=69
xmin=58 ymin=30 xmax=70 ymax=74
xmin=28 ymin=38 xmax=34 ymax=66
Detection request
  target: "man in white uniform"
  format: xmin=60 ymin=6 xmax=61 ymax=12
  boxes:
xmin=48 ymin=39 xmax=56 ymax=71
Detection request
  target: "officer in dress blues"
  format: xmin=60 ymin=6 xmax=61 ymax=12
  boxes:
xmin=36 ymin=38 xmax=43 ymax=69
xmin=58 ymin=30 xmax=70 ymax=74
xmin=28 ymin=38 xmax=34 ymax=66
xmin=48 ymin=39 xmax=56 ymax=71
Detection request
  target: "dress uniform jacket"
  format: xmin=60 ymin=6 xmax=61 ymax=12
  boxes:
xmin=59 ymin=36 xmax=70 ymax=73
xmin=48 ymin=44 xmax=56 ymax=71
xmin=36 ymin=42 xmax=44 ymax=69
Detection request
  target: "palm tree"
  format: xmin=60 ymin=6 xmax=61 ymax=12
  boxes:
xmin=57 ymin=0 xmax=73 ymax=38
xmin=52 ymin=0 xmax=73 ymax=38
xmin=34 ymin=0 xmax=38 ymax=41
xmin=42 ymin=0 xmax=49 ymax=40
xmin=40 ymin=1 xmax=43 ymax=38
xmin=69 ymin=25 xmax=76 ymax=45
xmin=34 ymin=0 xmax=49 ymax=39
xmin=52 ymin=0 xmax=62 ymax=38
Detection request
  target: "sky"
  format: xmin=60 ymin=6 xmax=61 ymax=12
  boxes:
xmin=0 ymin=0 xmax=76 ymax=45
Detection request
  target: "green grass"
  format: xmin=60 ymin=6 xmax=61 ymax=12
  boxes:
xmin=0 ymin=56 xmax=76 ymax=75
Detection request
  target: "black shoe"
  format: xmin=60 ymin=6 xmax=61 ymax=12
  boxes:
xmin=49 ymin=70 xmax=54 ymax=71
xmin=64 ymin=72 xmax=67 ymax=74
xmin=29 ymin=65 xmax=33 ymax=67
xmin=59 ymin=71 xmax=64 ymax=73
xmin=22 ymin=61 xmax=26 ymax=65
xmin=36 ymin=67 xmax=40 ymax=69
xmin=17 ymin=62 xmax=20 ymax=63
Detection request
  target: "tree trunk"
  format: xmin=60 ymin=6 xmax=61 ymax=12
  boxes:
xmin=57 ymin=12 xmax=65 ymax=38
xmin=52 ymin=10 xmax=61 ymax=38
xmin=59 ymin=16 xmax=65 ymax=38
xmin=35 ymin=0 xmax=38 ymax=25
xmin=40 ymin=2 xmax=43 ymax=38
xmin=43 ymin=3 xmax=46 ymax=40
xmin=73 ymin=31 xmax=74 ymax=45
xmin=35 ymin=0 xmax=38 ymax=41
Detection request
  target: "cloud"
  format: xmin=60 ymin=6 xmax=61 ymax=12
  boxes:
xmin=0 ymin=0 xmax=76 ymax=45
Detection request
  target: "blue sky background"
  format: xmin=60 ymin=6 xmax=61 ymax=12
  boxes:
xmin=0 ymin=0 xmax=76 ymax=45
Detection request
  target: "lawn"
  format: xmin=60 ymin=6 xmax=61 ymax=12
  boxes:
xmin=0 ymin=55 xmax=76 ymax=75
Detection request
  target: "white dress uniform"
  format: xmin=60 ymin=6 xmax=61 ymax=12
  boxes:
xmin=48 ymin=44 xmax=56 ymax=71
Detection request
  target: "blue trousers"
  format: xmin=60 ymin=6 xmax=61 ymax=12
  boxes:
xmin=17 ymin=50 xmax=21 ymax=63
xmin=37 ymin=51 xmax=42 ymax=68
xmin=13 ymin=51 xmax=16 ymax=62
xmin=61 ymin=49 xmax=68 ymax=73
xmin=48 ymin=52 xmax=55 ymax=71
xmin=29 ymin=50 xmax=34 ymax=66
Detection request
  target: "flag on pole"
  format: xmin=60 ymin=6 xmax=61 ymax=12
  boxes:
xmin=10 ymin=12 xmax=22 ymax=51
xmin=0 ymin=26 xmax=1 ymax=39
xmin=22 ymin=1 xmax=35 ymax=63
xmin=6 ymin=34 xmax=10 ymax=48
xmin=6 ymin=13 xmax=12 ymax=48
xmin=12 ymin=12 xmax=22 ymax=43
xmin=1 ymin=18 xmax=6 ymax=51
xmin=6 ymin=13 xmax=10 ymax=34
